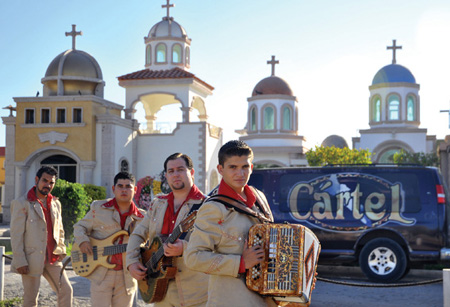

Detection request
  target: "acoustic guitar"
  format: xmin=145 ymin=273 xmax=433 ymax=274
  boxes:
xmin=138 ymin=211 xmax=197 ymax=303
xmin=72 ymin=230 xmax=129 ymax=277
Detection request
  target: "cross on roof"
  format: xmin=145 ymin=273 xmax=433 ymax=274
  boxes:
xmin=162 ymin=0 xmax=175 ymax=19
xmin=65 ymin=24 xmax=82 ymax=50
xmin=267 ymin=55 xmax=279 ymax=76
xmin=387 ymin=39 xmax=402 ymax=65
xmin=2 ymin=105 xmax=16 ymax=117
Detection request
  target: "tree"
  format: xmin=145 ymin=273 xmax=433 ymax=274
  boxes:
xmin=52 ymin=180 xmax=91 ymax=242
xmin=306 ymin=146 xmax=373 ymax=166
xmin=392 ymin=150 xmax=439 ymax=167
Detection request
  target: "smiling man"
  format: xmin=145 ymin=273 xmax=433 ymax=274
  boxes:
xmin=73 ymin=172 xmax=145 ymax=307
xmin=127 ymin=153 xmax=208 ymax=307
xmin=184 ymin=140 xmax=276 ymax=307
xmin=10 ymin=165 xmax=73 ymax=307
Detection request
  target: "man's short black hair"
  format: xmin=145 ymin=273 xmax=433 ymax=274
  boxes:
xmin=164 ymin=153 xmax=194 ymax=172
xmin=218 ymin=140 xmax=254 ymax=166
xmin=36 ymin=166 xmax=58 ymax=179
xmin=114 ymin=172 xmax=136 ymax=186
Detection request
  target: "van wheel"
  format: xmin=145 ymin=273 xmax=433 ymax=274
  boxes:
xmin=359 ymin=238 xmax=407 ymax=282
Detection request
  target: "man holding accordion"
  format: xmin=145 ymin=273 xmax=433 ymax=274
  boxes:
xmin=185 ymin=141 xmax=278 ymax=307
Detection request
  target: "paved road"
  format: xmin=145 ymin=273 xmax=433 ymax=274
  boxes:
xmin=312 ymin=266 xmax=443 ymax=307
xmin=1 ymin=262 xmax=444 ymax=306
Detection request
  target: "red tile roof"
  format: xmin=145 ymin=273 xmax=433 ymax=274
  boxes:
xmin=118 ymin=67 xmax=214 ymax=90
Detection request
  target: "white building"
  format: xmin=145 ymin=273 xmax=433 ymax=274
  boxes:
xmin=237 ymin=56 xmax=308 ymax=167
xmin=1 ymin=3 xmax=222 ymax=223
xmin=353 ymin=40 xmax=436 ymax=162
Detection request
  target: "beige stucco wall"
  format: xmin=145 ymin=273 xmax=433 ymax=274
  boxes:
xmin=15 ymin=99 xmax=120 ymax=162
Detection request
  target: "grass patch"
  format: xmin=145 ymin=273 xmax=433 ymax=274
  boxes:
xmin=0 ymin=297 xmax=22 ymax=307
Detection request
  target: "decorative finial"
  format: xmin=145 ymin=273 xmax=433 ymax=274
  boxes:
xmin=387 ymin=39 xmax=402 ymax=65
xmin=3 ymin=105 xmax=16 ymax=117
xmin=65 ymin=24 xmax=82 ymax=50
xmin=162 ymin=0 xmax=175 ymax=20
xmin=267 ymin=55 xmax=279 ymax=76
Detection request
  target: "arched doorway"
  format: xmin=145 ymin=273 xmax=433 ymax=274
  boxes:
xmin=41 ymin=155 xmax=77 ymax=182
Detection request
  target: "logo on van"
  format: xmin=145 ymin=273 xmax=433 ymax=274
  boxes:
xmin=288 ymin=173 xmax=415 ymax=231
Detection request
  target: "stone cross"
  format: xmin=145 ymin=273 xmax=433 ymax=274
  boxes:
xmin=2 ymin=105 xmax=16 ymax=117
xmin=267 ymin=55 xmax=279 ymax=76
xmin=65 ymin=24 xmax=82 ymax=50
xmin=387 ymin=39 xmax=402 ymax=64
xmin=162 ymin=0 xmax=174 ymax=19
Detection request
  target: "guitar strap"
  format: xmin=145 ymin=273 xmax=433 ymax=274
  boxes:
xmin=179 ymin=199 xmax=206 ymax=240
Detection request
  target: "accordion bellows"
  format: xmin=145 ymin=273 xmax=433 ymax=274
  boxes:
xmin=246 ymin=224 xmax=320 ymax=306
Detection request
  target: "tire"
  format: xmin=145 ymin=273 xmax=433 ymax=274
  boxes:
xmin=359 ymin=238 xmax=407 ymax=282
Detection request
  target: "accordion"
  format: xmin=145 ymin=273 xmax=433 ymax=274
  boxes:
xmin=246 ymin=224 xmax=320 ymax=307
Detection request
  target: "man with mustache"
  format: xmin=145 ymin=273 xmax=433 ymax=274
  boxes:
xmin=10 ymin=166 xmax=73 ymax=307
xmin=127 ymin=153 xmax=208 ymax=306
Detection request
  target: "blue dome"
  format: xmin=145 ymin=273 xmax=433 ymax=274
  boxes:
xmin=372 ymin=64 xmax=416 ymax=85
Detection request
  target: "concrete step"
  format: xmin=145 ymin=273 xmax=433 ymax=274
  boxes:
xmin=0 ymin=224 xmax=9 ymax=237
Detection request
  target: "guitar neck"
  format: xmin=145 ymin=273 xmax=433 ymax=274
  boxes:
xmin=150 ymin=225 xmax=183 ymax=266
xmin=103 ymin=244 xmax=128 ymax=256
xmin=167 ymin=225 xmax=182 ymax=244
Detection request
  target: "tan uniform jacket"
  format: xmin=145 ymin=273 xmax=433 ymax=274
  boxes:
xmin=184 ymin=189 xmax=277 ymax=307
xmin=126 ymin=195 xmax=208 ymax=306
xmin=73 ymin=199 xmax=145 ymax=295
xmin=10 ymin=193 xmax=66 ymax=277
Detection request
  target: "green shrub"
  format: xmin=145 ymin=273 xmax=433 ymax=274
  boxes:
xmin=0 ymin=297 xmax=22 ymax=307
xmin=83 ymin=184 xmax=107 ymax=203
xmin=393 ymin=149 xmax=439 ymax=167
xmin=52 ymin=179 xmax=90 ymax=242
xmin=306 ymin=146 xmax=373 ymax=166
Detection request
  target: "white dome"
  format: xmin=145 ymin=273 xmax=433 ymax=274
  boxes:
xmin=148 ymin=18 xmax=188 ymax=38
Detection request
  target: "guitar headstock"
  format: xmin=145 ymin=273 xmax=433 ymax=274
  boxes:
xmin=179 ymin=211 xmax=197 ymax=232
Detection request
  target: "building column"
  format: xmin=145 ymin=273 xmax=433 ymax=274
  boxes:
xmin=14 ymin=165 xmax=28 ymax=202
xmin=439 ymin=136 xmax=450 ymax=191
xmin=2 ymin=116 xmax=16 ymax=223
xmin=80 ymin=161 xmax=96 ymax=184
xmin=145 ymin=115 xmax=157 ymax=133
xmin=100 ymin=121 xmax=115 ymax=198
xmin=181 ymin=107 xmax=193 ymax=123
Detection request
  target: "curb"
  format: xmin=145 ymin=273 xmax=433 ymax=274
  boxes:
xmin=317 ymin=265 xmax=442 ymax=279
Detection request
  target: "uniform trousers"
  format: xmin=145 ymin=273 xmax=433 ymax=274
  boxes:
xmin=90 ymin=269 xmax=134 ymax=307
xmin=155 ymin=280 xmax=206 ymax=307
xmin=21 ymin=261 xmax=73 ymax=307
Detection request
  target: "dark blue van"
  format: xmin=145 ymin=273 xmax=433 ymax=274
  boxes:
xmin=248 ymin=165 xmax=450 ymax=282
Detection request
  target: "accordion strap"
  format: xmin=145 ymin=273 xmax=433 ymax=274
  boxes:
xmin=207 ymin=188 xmax=272 ymax=224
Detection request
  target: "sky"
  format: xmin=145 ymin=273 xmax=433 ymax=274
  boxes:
xmin=2 ymin=0 xmax=450 ymax=149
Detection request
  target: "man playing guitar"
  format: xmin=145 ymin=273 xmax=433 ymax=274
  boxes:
xmin=73 ymin=172 xmax=145 ymax=307
xmin=127 ymin=153 xmax=208 ymax=307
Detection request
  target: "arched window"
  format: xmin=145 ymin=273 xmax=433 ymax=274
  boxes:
xmin=185 ymin=46 xmax=190 ymax=65
xmin=172 ymin=44 xmax=182 ymax=63
xmin=263 ymin=106 xmax=274 ymax=130
xmin=146 ymin=45 xmax=151 ymax=65
xmin=250 ymin=107 xmax=257 ymax=131
xmin=378 ymin=148 xmax=402 ymax=163
xmin=282 ymin=106 xmax=292 ymax=130
xmin=373 ymin=97 xmax=381 ymax=122
xmin=120 ymin=159 xmax=129 ymax=172
xmin=407 ymin=95 xmax=416 ymax=121
xmin=388 ymin=95 xmax=400 ymax=120
xmin=156 ymin=44 xmax=166 ymax=63
xmin=41 ymin=155 xmax=76 ymax=183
